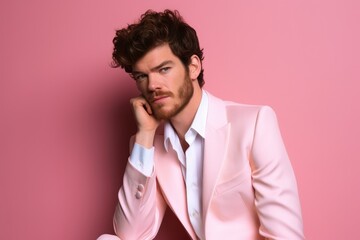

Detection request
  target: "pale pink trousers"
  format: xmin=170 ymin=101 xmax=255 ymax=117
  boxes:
xmin=97 ymin=234 xmax=121 ymax=240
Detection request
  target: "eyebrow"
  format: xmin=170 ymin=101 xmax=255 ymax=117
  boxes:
xmin=132 ymin=60 xmax=174 ymax=75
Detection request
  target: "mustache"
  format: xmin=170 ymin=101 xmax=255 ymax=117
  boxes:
xmin=148 ymin=91 xmax=173 ymax=102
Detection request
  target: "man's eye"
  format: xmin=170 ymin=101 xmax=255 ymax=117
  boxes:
xmin=134 ymin=74 xmax=147 ymax=81
xmin=159 ymin=67 xmax=170 ymax=73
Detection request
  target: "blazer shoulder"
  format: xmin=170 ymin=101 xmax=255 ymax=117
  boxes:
xmin=206 ymin=90 xmax=267 ymax=115
xmin=225 ymin=101 xmax=269 ymax=123
xmin=206 ymin=91 xmax=276 ymax=128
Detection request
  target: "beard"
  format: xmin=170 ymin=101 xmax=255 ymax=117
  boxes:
xmin=150 ymin=75 xmax=194 ymax=120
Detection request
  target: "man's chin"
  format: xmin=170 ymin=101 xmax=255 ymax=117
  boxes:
xmin=153 ymin=111 xmax=171 ymax=121
xmin=153 ymin=107 xmax=175 ymax=121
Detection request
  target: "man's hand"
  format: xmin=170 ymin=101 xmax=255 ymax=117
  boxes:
xmin=130 ymin=96 xmax=160 ymax=148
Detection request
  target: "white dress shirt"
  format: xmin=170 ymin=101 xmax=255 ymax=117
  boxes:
xmin=129 ymin=91 xmax=208 ymax=240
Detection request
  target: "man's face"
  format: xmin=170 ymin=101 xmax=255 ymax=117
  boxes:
xmin=132 ymin=44 xmax=194 ymax=120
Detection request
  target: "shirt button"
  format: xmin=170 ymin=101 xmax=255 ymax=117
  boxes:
xmin=193 ymin=210 xmax=199 ymax=217
xmin=137 ymin=184 xmax=144 ymax=192
xmin=135 ymin=191 xmax=142 ymax=199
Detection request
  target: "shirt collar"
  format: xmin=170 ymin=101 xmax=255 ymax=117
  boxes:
xmin=164 ymin=90 xmax=209 ymax=152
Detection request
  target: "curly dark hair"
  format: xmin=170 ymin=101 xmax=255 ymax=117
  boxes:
xmin=112 ymin=9 xmax=205 ymax=87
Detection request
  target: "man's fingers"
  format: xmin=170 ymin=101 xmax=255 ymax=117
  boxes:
xmin=144 ymin=102 xmax=153 ymax=115
xmin=130 ymin=96 xmax=153 ymax=115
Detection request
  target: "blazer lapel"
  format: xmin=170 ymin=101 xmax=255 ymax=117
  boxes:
xmin=202 ymin=92 xmax=231 ymax=221
xmin=202 ymin=123 xmax=231 ymax=219
xmin=154 ymin=137 xmax=197 ymax=239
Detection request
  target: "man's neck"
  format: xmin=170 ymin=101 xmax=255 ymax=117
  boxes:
xmin=170 ymin=86 xmax=203 ymax=146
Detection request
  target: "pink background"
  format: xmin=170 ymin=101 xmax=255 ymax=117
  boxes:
xmin=1 ymin=0 xmax=359 ymax=239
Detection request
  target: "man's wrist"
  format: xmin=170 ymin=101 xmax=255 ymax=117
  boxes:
xmin=129 ymin=143 xmax=154 ymax=177
xmin=135 ymin=130 xmax=156 ymax=148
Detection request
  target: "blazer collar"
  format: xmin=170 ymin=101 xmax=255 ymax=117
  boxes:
xmin=203 ymin=90 xmax=229 ymax=130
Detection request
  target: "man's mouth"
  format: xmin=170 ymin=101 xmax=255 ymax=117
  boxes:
xmin=152 ymin=95 xmax=169 ymax=103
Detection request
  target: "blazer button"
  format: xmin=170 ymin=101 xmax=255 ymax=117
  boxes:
xmin=135 ymin=191 xmax=142 ymax=199
xmin=137 ymin=184 xmax=144 ymax=192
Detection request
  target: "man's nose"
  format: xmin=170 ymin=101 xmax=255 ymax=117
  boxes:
xmin=147 ymin=74 xmax=161 ymax=91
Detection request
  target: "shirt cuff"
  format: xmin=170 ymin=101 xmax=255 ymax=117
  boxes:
xmin=129 ymin=143 xmax=154 ymax=177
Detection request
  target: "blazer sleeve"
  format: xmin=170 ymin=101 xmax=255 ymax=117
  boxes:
xmin=250 ymin=106 xmax=305 ymax=240
xmin=112 ymin=138 xmax=167 ymax=240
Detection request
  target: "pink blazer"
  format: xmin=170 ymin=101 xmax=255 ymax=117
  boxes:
xmin=110 ymin=92 xmax=304 ymax=240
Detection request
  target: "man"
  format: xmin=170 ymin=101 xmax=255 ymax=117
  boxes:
xmin=98 ymin=9 xmax=304 ymax=240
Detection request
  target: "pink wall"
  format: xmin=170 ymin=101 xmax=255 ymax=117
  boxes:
xmin=1 ymin=0 xmax=359 ymax=239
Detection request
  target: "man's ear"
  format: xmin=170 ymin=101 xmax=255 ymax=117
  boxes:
xmin=188 ymin=55 xmax=201 ymax=81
